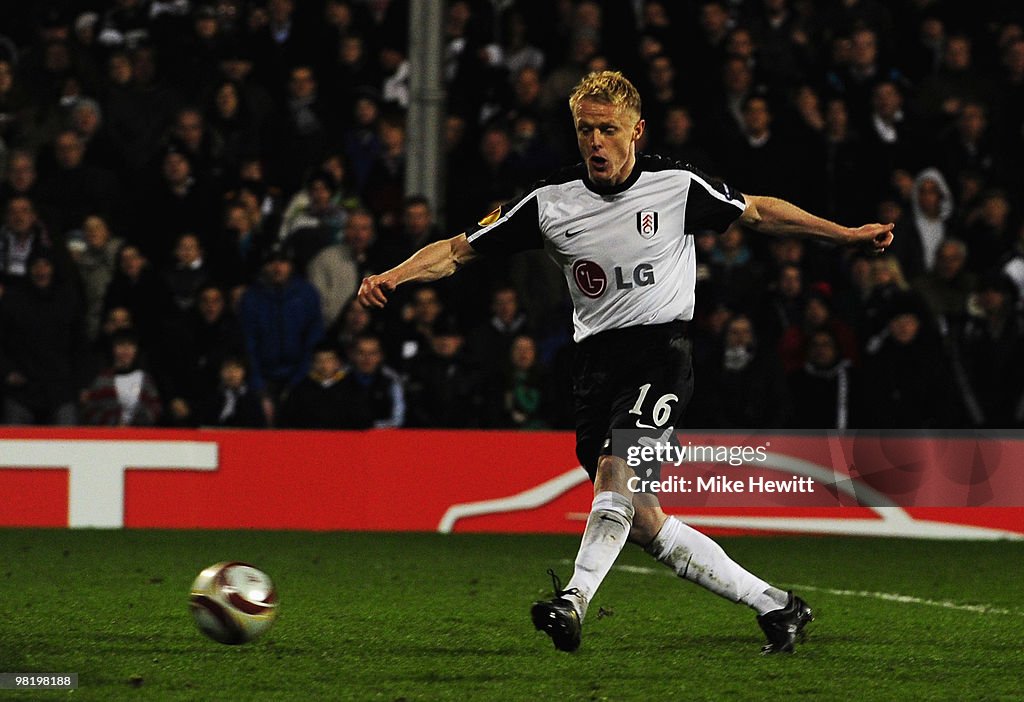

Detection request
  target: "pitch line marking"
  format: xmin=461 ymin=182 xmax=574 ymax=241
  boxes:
xmin=789 ymin=584 xmax=1024 ymax=617
xmin=560 ymin=560 xmax=1024 ymax=616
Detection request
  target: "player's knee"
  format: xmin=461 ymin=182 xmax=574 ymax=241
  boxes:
xmin=595 ymin=454 xmax=632 ymax=490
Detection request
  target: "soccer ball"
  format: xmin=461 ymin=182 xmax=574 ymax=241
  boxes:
xmin=189 ymin=562 xmax=279 ymax=644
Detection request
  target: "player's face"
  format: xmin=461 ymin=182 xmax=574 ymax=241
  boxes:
xmin=573 ymin=98 xmax=643 ymax=186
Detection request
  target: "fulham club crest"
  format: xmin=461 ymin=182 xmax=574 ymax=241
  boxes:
xmin=636 ymin=211 xmax=658 ymax=238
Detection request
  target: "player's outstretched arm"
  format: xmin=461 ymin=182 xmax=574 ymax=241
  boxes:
xmin=740 ymin=195 xmax=894 ymax=252
xmin=357 ymin=234 xmax=477 ymax=308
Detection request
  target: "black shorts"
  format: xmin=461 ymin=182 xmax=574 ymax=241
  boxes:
xmin=573 ymin=321 xmax=694 ymax=481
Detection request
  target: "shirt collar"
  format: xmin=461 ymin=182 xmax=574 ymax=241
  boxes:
xmin=583 ymin=158 xmax=643 ymax=196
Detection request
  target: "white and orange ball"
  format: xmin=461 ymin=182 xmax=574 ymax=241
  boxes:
xmin=189 ymin=562 xmax=279 ymax=644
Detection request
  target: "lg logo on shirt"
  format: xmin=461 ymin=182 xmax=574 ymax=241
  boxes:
xmin=573 ymin=260 xmax=656 ymax=298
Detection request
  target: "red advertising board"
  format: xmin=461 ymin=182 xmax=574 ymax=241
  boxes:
xmin=0 ymin=428 xmax=1022 ymax=539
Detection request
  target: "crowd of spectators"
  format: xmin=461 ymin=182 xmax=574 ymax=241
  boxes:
xmin=2 ymin=0 xmax=1024 ymax=431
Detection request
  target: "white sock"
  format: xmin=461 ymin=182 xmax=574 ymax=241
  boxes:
xmin=644 ymin=517 xmax=787 ymax=615
xmin=563 ymin=491 xmax=634 ymax=621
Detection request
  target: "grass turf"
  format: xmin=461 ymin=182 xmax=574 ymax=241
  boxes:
xmin=1 ymin=530 xmax=1021 ymax=701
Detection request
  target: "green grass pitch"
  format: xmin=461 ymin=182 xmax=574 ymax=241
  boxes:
xmin=1 ymin=529 xmax=1021 ymax=701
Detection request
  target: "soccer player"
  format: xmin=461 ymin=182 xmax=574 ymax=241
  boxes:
xmin=358 ymin=71 xmax=894 ymax=654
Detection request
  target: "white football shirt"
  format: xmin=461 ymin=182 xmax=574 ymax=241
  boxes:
xmin=466 ymin=155 xmax=747 ymax=341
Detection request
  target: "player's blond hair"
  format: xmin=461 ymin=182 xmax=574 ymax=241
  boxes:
xmin=568 ymin=71 xmax=642 ymax=119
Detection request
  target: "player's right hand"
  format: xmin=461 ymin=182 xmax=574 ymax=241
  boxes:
xmin=358 ymin=274 xmax=395 ymax=308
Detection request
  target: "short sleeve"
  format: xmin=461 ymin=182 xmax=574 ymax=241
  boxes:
xmin=684 ymin=173 xmax=747 ymax=234
xmin=465 ymin=194 xmax=543 ymax=256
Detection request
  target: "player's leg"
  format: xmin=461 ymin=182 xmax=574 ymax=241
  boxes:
xmin=532 ymin=350 xmax=635 ymax=652
xmin=631 ymin=491 xmax=814 ymax=653
xmin=539 ymin=323 xmax=690 ymax=636
xmin=630 ymin=492 xmax=785 ymax=609
xmin=560 ymin=453 xmax=635 ymax=618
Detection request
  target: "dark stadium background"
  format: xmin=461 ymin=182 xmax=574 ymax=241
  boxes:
xmin=2 ymin=0 xmax=1024 ymax=430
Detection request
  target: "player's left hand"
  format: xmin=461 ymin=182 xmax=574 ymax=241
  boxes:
xmin=847 ymin=222 xmax=894 ymax=253
xmin=358 ymin=274 xmax=396 ymax=308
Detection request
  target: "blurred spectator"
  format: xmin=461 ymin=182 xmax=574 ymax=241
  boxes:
xmin=491 ymin=334 xmax=551 ymax=429
xmin=704 ymin=313 xmax=789 ymax=428
xmin=863 ymin=81 xmax=922 ymax=197
xmin=912 ymin=238 xmax=975 ymax=332
xmin=816 ymin=97 xmax=871 ymax=224
xmin=940 ymin=101 xmax=999 ymax=193
xmin=216 ymin=40 xmax=275 ymax=148
xmin=651 ymin=105 xmax=717 ymax=173
xmin=0 ymin=59 xmax=31 ymax=149
xmin=162 ymin=232 xmax=213 ymax=316
xmin=324 ymin=295 xmax=376 ymax=353
xmin=707 ymin=222 xmax=762 ymax=313
xmin=705 ymin=57 xmax=757 ymax=145
xmin=275 ymin=64 xmax=331 ymax=194
xmin=749 ymin=0 xmax=808 ymax=89
xmin=249 ymin=0 xmax=308 ymax=94
xmin=155 ymin=284 xmax=245 ymax=426
xmin=954 ymin=274 xmax=1024 ymax=427
xmin=643 ymin=53 xmax=681 ymax=134
xmin=74 ymin=214 xmax=124 ymax=341
xmin=362 ymin=109 xmax=406 ymax=231
xmin=206 ymin=79 xmax=260 ymax=179
xmin=102 ymin=243 xmax=174 ymax=350
xmin=338 ymin=333 xmax=404 ymax=428
xmin=80 ymin=329 xmax=162 ymax=426
xmin=826 ymin=28 xmax=905 ymax=128
xmin=0 ymin=150 xmax=40 ymax=207
xmin=279 ymin=169 xmax=350 ymax=272
xmin=787 ymin=328 xmax=858 ymax=429
xmin=405 ymin=317 xmax=484 ymax=428
xmin=195 ymin=355 xmax=268 ymax=428
xmin=168 ymin=107 xmax=224 ymax=186
xmin=387 ymin=284 xmax=445 ymax=371
xmin=206 ymin=198 xmax=267 ymax=288
xmin=36 ymin=129 xmax=121 ymax=238
xmin=238 ymin=247 xmax=323 ymax=416
xmin=499 ymin=9 xmax=544 ymax=77
xmin=862 ymin=294 xmax=958 ymax=428
xmin=165 ymin=4 xmax=227 ymax=103
xmin=68 ymin=97 xmax=123 ymax=174
xmin=343 ymin=90 xmax=382 ymax=193
xmin=393 ymin=195 xmax=442 ymax=258
xmin=456 ymin=125 xmax=523 ymax=236
xmin=280 ymin=344 xmax=370 ymax=429
xmin=307 ymin=209 xmax=369 ymax=327
xmin=755 ymin=262 xmax=805 ymax=344
xmin=136 ymin=144 xmax=219 ymax=266
xmin=778 ymin=285 xmax=859 ymax=373
xmin=0 ymin=251 xmax=84 ymax=424
xmin=508 ymin=112 xmax=560 ymax=185
xmin=723 ymin=95 xmax=800 ymax=201
xmin=917 ymin=35 xmax=992 ymax=126
xmin=88 ymin=305 xmax=134 ymax=380
xmin=963 ymin=189 xmax=1014 ymax=275
xmin=0 ymin=195 xmax=58 ymax=290
xmin=909 ymin=168 xmax=954 ymax=275
xmin=467 ymin=285 xmax=530 ymax=375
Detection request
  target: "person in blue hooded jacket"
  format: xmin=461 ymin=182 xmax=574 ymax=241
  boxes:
xmin=238 ymin=246 xmax=323 ymax=424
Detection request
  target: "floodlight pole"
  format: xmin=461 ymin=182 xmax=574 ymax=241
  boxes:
xmin=405 ymin=0 xmax=446 ymax=226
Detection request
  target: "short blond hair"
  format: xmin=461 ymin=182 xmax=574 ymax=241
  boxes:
xmin=569 ymin=70 xmax=642 ymax=118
